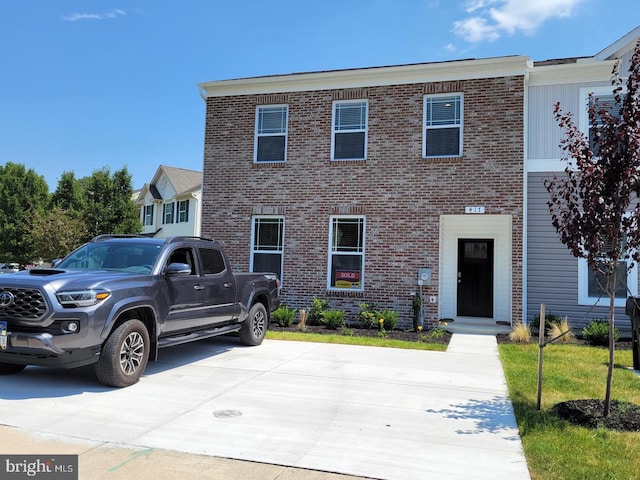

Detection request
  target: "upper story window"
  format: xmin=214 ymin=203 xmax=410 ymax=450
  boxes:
xmin=178 ymin=199 xmax=190 ymax=223
xmin=163 ymin=202 xmax=174 ymax=224
xmin=423 ymin=93 xmax=463 ymax=158
xmin=143 ymin=205 xmax=154 ymax=226
xmin=332 ymin=100 xmax=368 ymax=160
xmin=580 ymin=87 xmax=625 ymax=156
xmin=327 ymin=216 xmax=365 ymax=291
xmin=250 ymin=216 xmax=284 ymax=281
xmin=255 ymin=105 xmax=288 ymax=163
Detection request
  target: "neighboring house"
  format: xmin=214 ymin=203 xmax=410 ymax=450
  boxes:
xmin=526 ymin=27 xmax=640 ymax=334
xmin=135 ymin=165 xmax=202 ymax=238
xmin=198 ymin=57 xmax=527 ymax=329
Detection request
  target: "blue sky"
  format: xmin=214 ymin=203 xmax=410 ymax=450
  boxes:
xmin=1 ymin=0 xmax=638 ymax=190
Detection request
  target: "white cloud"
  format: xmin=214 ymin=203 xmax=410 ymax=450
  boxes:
xmin=453 ymin=0 xmax=584 ymax=43
xmin=63 ymin=9 xmax=126 ymax=22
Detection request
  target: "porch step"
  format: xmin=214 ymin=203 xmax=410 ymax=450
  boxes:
xmin=443 ymin=321 xmax=512 ymax=335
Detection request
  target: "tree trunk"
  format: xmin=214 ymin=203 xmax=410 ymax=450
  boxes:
xmin=604 ymin=261 xmax=617 ymax=417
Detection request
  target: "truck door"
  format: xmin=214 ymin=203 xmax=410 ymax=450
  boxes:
xmin=163 ymin=246 xmax=206 ymax=333
xmin=197 ymin=247 xmax=238 ymax=324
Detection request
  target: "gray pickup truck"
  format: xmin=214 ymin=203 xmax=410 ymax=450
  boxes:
xmin=0 ymin=235 xmax=280 ymax=387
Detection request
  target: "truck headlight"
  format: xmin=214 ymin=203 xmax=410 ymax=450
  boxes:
xmin=56 ymin=289 xmax=110 ymax=307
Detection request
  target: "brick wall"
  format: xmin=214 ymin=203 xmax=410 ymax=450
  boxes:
xmin=201 ymin=76 xmax=525 ymax=328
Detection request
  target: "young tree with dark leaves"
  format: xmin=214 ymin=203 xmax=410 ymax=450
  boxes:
xmin=545 ymin=40 xmax=640 ymax=416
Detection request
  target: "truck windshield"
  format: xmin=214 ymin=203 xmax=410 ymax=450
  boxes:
xmin=57 ymin=242 xmax=162 ymax=274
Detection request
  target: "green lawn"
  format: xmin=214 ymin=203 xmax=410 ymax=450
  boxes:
xmin=499 ymin=343 xmax=640 ymax=480
xmin=267 ymin=330 xmax=640 ymax=479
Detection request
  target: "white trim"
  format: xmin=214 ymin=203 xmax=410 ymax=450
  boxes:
xmin=254 ymin=104 xmax=288 ymax=163
xmin=422 ymin=92 xmax=463 ymax=158
xmin=528 ymin=61 xmax=616 ymax=87
xmin=331 ymin=99 xmax=368 ymax=161
xmin=439 ymin=215 xmax=512 ymax=323
xmin=199 ymin=56 xmax=529 ymax=98
xmin=326 ymin=215 xmax=366 ymax=292
xmin=250 ymin=215 xmax=285 ymax=283
xmin=577 ymin=257 xmax=638 ymax=307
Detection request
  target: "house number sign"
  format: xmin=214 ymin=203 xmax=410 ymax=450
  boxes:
xmin=465 ymin=206 xmax=485 ymax=214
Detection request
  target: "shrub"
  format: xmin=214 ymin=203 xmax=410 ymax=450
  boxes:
xmin=272 ymin=305 xmax=296 ymax=327
xmin=321 ymin=309 xmax=346 ymax=330
xmin=509 ymin=323 xmax=532 ymax=343
xmin=356 ymin=303 xmax=378 ymax=329
xmin=532 ymin=312 xmax=562 ymax=331
xmin=378 ymin=309 xmax=398 ymax=331
xmin=582 ymin=320 xmax=620 ymax=346
xmin=548 ymin=317 xmax=575 ymax=343
xmin=308 ymin=297 xmax=329 ymax=326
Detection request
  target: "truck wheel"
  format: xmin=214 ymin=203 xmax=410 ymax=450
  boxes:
xmin=239 ymin=303 xmax=268 ymax=346
xmin=0 ymin=362 xmax=26 ymax=375
xmin=95 ymin=319 xmax=150 ymax=387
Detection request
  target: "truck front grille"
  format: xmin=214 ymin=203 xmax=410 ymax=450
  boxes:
xmin=0 ymin=287 xmax=49 ymax=320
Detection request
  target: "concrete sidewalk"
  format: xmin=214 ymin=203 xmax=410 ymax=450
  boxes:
xmin=0 ymin=334 xmax=530 ymax=480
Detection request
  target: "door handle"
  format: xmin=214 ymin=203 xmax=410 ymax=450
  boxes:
xmin=223 ymin=282 xmax=233 ymax=288
xmin=194 ymin=284 xmax=205 ymax=290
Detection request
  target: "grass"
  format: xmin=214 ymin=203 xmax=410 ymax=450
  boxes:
xmin=266 ymin=329 xmax=640 ymax=479
xmin=499 ymin=343 xmax=640 ymax=480
xmin=265 ymin=330 xmax=448 ymax=351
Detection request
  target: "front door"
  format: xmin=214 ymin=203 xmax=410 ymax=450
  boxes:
xmin=457 ymin=239 xmax=494 ymax=318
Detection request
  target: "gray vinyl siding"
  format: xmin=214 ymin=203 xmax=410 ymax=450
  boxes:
xmin=527 ymin=172 xmax=633 ymax=336
xmin=528 ymin=81 xmax=610 ymax=160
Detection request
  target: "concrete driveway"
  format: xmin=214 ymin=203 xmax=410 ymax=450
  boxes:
xmin=0 ymin=334 xmax=530 ymax=480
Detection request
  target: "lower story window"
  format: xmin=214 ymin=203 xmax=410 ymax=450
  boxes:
xmin=251 ymin=216 xmax=284 ymax=281
xmin=578 ymin=258 xmax=637 ymax=307
xmin=328 ymin=216 xmax=365 ymax=291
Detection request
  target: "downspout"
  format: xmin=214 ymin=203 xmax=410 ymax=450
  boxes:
xmin=522 ymin=61 xmax=532 ymax=325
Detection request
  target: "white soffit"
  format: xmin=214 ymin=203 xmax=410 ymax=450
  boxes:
xmin=528 ymin=60 xmax=617 ymax=87
xmin=198 ymin=56 xmax=529 ymax=98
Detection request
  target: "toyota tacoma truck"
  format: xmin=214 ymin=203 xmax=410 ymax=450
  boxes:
xmin=0 ymin=235 xmax=280 ymax=387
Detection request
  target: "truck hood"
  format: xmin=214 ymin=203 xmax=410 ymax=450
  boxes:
xmin=0 ymin=268 xmax=151 ymax=292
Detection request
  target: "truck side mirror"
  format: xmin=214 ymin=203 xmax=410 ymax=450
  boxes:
xmin=165 ymin=262 xmax=192 ymax=276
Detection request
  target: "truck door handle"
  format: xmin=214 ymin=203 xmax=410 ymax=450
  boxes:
xmin=223 ymin=282 xmax=232 ymax=288
xmin=194 ymin=285 xmax=205 ymax=291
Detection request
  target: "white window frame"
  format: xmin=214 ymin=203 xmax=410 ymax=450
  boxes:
xmin=163 ymin=202 xmax=174 ymax=224
xmin=327 ymin=215 xmax=366 ymax=291
xmin=331 ymin=100 xmax=368 ymax=161
xmin=250 ymin=216 xmax=285 ymax=282
xmin=423 ymin=93 xmax=463 ymax=158
xmin=578 ymin=257 xmax=637 ymax=307
xmin=254 ymin=105 xmax=288 ymax=163
xmin=143 ymin=205 xmax=154 ymax=226
xmin=177 ymin=199 xmax=189 ymax=223
xmin=579 ymin=86 xmax=628 ymax=152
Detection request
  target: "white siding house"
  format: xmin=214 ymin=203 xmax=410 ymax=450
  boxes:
xmin=135 ymin=165 xmax=202 ymax=238
xmin=525 ymin=27 xmax=640 ymax=333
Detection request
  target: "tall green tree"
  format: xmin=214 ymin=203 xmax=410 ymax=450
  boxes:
xmin=30 ymin=206 xmax=89 ymax=262
xmin=0 ymin=162 xmax=50 ymax=265
xmin=51 ymin=171 xmax=85 ymax=217
xmin=81 ymin=166 xmax=142 ymax=237
xmin=545 ymin=41 xmax=640 ymax=416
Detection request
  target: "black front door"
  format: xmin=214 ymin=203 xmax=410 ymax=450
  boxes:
xmin=457 ymin=239 xmax=494 ymax=318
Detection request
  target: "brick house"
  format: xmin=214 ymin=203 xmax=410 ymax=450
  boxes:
xmin=198 ymin=57 xmax=527 ymax=329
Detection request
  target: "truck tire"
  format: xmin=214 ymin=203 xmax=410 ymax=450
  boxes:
xmin=95 ymin=319 xmax=150 ymax=387
xmin=239 ymin=303 xmax=268 ymax=346
xmin=0 ymin=362 xmax=26 ymax=375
